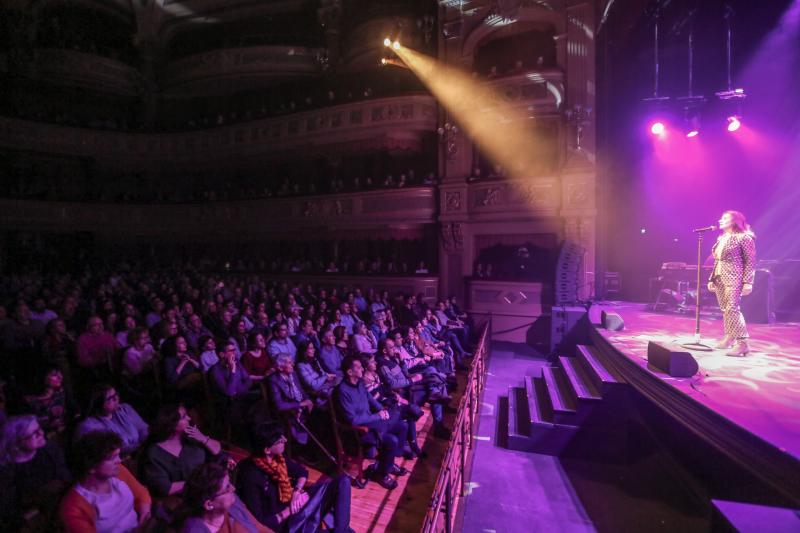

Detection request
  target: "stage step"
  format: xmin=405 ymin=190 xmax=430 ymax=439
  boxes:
xmin=559 ymin=356 xmax=602 ymax=401
xmin=542 ymin=366 xmax=579 ymax=425
xmin=525 ymin=375 xmax=554 ymax=428
xmin=502 ymin=379 xmax=578 ymax=455
xmin=711 ymin=499 xmax=800 ymax=533
xmin=576 ymin=344 xmax=623 ymax=393
xmin=506 ymin=386 xmax=531 ymax=449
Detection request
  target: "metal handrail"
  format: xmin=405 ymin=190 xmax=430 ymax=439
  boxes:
xmin=421 ymin=314 xmax=492 ymax=533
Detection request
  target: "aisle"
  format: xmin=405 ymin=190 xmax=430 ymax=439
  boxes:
xmin=460 ymin=341 xmax=595 ymax=533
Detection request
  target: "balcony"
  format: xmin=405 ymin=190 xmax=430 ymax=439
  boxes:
xmin=0 ymin=186 xmax=437 ymax=238
xmin=160 ymin=46 xmax=324 ymax=96
xmin=0 ymin=94 xmax=437 ymax=165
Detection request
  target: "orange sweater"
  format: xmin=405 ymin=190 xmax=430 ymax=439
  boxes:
xmin=59 ymin=465 xmax=152 ymax=533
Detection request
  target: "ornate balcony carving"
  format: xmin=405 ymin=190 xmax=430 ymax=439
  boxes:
xmin=0 ymin=187 xmax=437 ymax=237
xmin=482 ymin=69 xmax=564 ymax=115
xmin=160 ymin=46 xmax=324 ymax=96
xmin=21 ymin=48 xmax=140 ymax=96
xmin=0 ymin=95 xmax=437 ymax=164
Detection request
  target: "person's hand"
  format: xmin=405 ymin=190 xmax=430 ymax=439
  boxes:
xmin=707 ymin=282 xmax=716 ymax=292
xmin=185 ymin=425 xmax=207 ymax=443
xmin=378 ymin=409 xmax=390 ymax=420
xmin=742 ymin=283 xmax=753 ymax=296
xmin=290 ymin=490 xmax=309 ymax=514
xmin=412 ymin=374 xmax=423 ymax=383
xmin=300 ymin=399 xmax=314 ymax=410
xmin=395 ymin=394 xmax=409 ymax=406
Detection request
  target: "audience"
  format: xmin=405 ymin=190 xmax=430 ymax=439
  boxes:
xmin=0 ymin=260 xmax=479 ymax=529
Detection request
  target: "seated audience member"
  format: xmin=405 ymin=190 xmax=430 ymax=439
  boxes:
xmin=334 ymin=355 xmax=408 ymax=490
xmin=154 ymin=320 xmax=180 ymax=349
xmin=0 ymin=415 xmax=72 ymax=529
xmin=76 ymin=315 xmax=118 ymax=371
xmin=237 ymin=421 xmax=353 ymax=532
xmin=369 ymin=315 xmax=390 ymax=343
xmin=141 ymin=404 xmax=222 ymax=498
xmin=30 ymin=297 xmax=58 ymax=325
xmin=116 ymin=315 xmax=138 ymax=348
xmin=351 ymin=321 xmax=378 ymax=355
xmin=319 ymin=329 xmax=344 ymax=379
xmin=337 ymin=303 xmax=360 ymax=335
xmin=185 ymin=314 xmax=212 ymax=354
xmin=75 ymin=384 xmax=149 ymax=456
xmin=293 ymin=319 xmax=319 ymax=352
xmin=333 ymin=325 xmax=351 ymax=356
xmin=423 ymin=310 xmax=469 ymax=365
xmin=123 ymin=327 xmax=157 ymax=376
xmin=362 ymin=355 xmax=424 ymax=459
xmin=198 ymin=335 xmax=220 ymax=372
xmin=377 ymin=338 xmax=450 ymax=440
xmin=162 ymin=335 xmax=203 ymax=391
xmin=228 ymin=318 xmax=249 ymax=360
xmin=25 ymin=366 xmax=79 ymax=438
xmin=241 ymin=331 xmax=275 ymax=381
xmin=296 ymin=341 xmax=338 ymax=402
xmin=268 ymin=354 xmax=313 ymax=445
xmin=434 ymin=301 xmax=471 ymax=350
xmin=60 ymin=431 xmax=152 ymax=533
xmin=42 ymin=317 xmax=76 ymax=373
xmin=267 ymin=323 xmax=297 ymax=363
xmin=209 ymin=342 xmax=257 ymax=424
xmin=407 ymin=324 xmax=456 ymax=381
xmin=179 ymin=462 xmax=270 ymax=533
xmin=286 ymin=306 xmax=302 ymax=337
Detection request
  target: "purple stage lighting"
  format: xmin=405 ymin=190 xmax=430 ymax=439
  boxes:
xmin=650 ymin=121 xmax=666 ymax=135
xmin=727 ymin=116 xmax=741 ymax=132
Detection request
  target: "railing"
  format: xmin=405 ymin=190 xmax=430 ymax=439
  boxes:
xmin=421 ymin=316 xmax=492 ymax=533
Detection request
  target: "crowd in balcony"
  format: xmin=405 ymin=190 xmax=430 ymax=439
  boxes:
xmin=0 ymin=251 xmax=475 ymax=530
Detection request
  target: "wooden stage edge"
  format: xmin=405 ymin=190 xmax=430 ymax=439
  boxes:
xmin=588 ymin=302 xmax=800 ymax=507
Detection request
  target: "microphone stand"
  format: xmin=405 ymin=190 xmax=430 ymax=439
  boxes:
xmin=681 ymin=228 xmax=714 ymax=351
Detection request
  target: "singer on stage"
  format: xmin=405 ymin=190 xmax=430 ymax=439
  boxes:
xmin=707 ymin=210 xmax=756 ymax=356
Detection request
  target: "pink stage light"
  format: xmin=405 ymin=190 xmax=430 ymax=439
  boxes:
xmin=686 ymin=130 xmax=699 ymax=138
xmin=650 ymin=121 xmax=665 ymax=136
xmin=727 ymin=116 xmax=741 ymax=132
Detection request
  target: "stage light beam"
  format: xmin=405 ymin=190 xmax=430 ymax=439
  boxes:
xmin=727 ymin=116 xmax=741 ymax=132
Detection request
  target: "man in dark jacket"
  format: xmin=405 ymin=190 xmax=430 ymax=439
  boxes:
xmin=267 ymin=354 xmax=313 ymax=445
xmin=334 ymin=355 xmax=408 ymax=490
xmin=237 ymin=421 xmax=353 ymax=532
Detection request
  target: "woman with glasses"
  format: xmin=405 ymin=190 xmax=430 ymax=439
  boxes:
xmin=180 ymin=462 xmax=270 ymax=533
xmin=0 ymin=415 xmax=72 ymax=529
xmin=60 ymin=431 xmax=152 ymax=533
xmin=75 ymin=384 xmax=149 ymax=456
xmin=141 ymin=404 xmax=222 ymax=498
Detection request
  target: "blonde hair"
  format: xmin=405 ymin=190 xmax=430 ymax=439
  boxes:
xmin=724 ymin=210 xmax=755 ymax=237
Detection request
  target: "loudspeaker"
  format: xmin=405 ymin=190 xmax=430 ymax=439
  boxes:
xmin=647 ymin=341 xmax=699 ymax=377
xmin=555 ymin=240 xmax=584 ymax=305
xmin=601 ymin=310 xmax=625 ymax=331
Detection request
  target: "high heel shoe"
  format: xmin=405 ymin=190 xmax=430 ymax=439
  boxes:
xmin=726 ymin=340 xmax=750 ymax=357
xmin=715 ymin=335 xmax=734 ymax=350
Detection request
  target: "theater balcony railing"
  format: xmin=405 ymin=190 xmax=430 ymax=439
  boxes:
xmin=0 ymin=95 xmax=437 ymax=164
xmin=160 ymin=46 xmax=323 ymax=96
xmin=483 ymin=68 xmax=564 ymax=116
xmin=13 ymin=48 xmax=141 ymax=97
xmin=0 ymin=186 xmax=437 ymax=238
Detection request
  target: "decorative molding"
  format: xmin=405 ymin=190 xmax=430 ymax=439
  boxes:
xmin=445 ymin=191 xmax=462 ymax=212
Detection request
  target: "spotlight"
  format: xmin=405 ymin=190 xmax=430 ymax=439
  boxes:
xmin=392 ymin=41 xmax=401 ymax=50
xmin=727 ymin=115 xmax=741 ymax=132
xmin=686 ymin=130 xmax=699 ymax=138
xmin=383 ymin=37 xmax=392 ymax=47
xmin=380 ymin=58 xmax=387 ymax=66
xmin=649 ymin=121 xmax=665 ymax=136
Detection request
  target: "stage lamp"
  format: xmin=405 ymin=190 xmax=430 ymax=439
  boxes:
xmin=392 ymin=40 xmax=400 ymax=50
xmin=649 ymin=121 xmax=665 ymax=136
xmin=686 ymin=130 xmax=699 ymax=138
xmin=727 ymin=115 xmax=741 ymax=132
xmin=383 ymin=37 xmax=392 ymax=47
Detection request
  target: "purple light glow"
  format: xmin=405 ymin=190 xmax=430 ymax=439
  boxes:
xmin=650 ymin=121 xmax=665 ymax=136
xmin=727 ymin=116 xmax=742 ymax=132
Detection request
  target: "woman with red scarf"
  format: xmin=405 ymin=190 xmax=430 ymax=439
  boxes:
xmin=236 ymin=421 xmax=353 ymax=533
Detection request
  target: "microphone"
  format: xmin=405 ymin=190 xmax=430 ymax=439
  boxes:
xmin=692 ymin=225 xmax=717 ymax=233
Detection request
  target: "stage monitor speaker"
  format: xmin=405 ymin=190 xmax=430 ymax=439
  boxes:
xmin=601 ymin=311 xmax=625 ymax=331
xmin=647 ymin=341 xmax=699 ymax=377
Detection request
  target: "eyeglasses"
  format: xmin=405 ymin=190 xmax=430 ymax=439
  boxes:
xmin=21 ymin=428 xmax=44 ymax=441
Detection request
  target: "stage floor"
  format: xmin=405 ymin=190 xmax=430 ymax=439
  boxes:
xmin=591 ymin=302 xmax=800 ymax=463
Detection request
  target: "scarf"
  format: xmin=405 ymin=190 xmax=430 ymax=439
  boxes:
xmin=253 ymin=455 xmax=293 ymax=504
